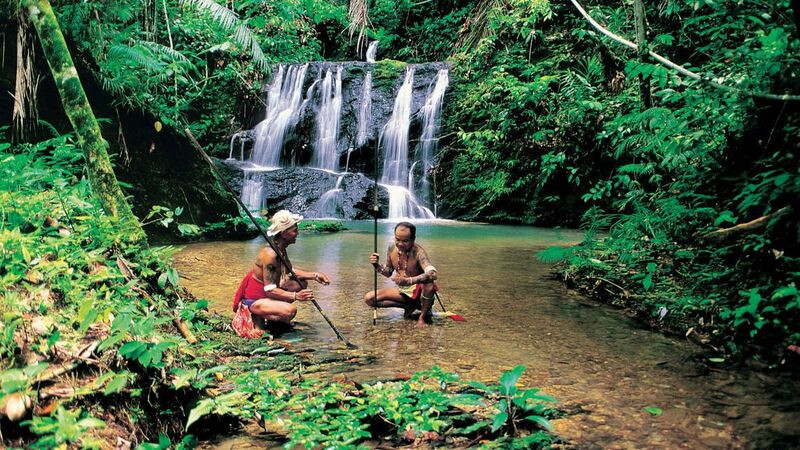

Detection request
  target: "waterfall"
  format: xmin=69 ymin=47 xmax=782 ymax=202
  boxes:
xmin=315 ymin=175 xmax=344 ymax=218
xmin=240 ymin=172 xmax=264 ymax=211
xmin=417 ymin=68 xmax=449 ymax=206
xmin=311 ymin=66 xmax=343 ymax=171
xmin=355 ymin=72 xmax=372 ymax=148
xmin=383 ymin=184 xmax=434 ymax=219
xmin=380 ymin=66 xmax=414 ymax=185
xmin=250 ymin=64 xmax=308 ymax=168
xmin=366 ymin=41 xmax=378 ymax=63
xmin=377 ymin=66 xmax=435 ymax=219
xmin=228 ymin=133 xmax=239 ymax=160
xmin=227 ymin=61 xmax=450 ymax=220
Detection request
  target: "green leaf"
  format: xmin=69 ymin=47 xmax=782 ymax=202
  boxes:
xmin=104 ymin=374 xmax=129 ymax=394
xmin=186 ymin=398 xmax=215 ymax=431
xmin=119 ymin=341 xmax=147 ymax=359
xmin=491 ymin=411 xmax=508 ymax=432
xmin=644 ymin=406 xmax=662 ymax=416
xmin=642 ymin=274 xmax=653 ymax=291
xmin=158 ymin=272 xmax=168 ymax=290
xmin=171 ymin=368 xmax=198 ymax=389
xmin=524 ymin=414 xmax=553 ymax=430
xmin=499 ymin=365 xmax=525 ymax=396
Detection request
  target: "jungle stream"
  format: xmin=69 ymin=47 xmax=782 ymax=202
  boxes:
xmin=174 ymin=221 xmax=800 ymax=448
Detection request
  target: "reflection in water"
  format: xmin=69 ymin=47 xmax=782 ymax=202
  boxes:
xmin=175 ymin=221 xmax=800 ymax=448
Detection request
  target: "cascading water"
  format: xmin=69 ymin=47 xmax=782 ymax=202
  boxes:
xmin=315 ymin=175 xmax=344 ymax=218
xmin=380 ymin=67 xmax=414 ymax=186
xmin=416 ymin=68 xmax=449 ymax=207
xmin=226 ymin=61 xmax=449 ymax=220
xmin=366 ymin=41 xmax=378 ymax=63
xmin=311 ymin=66 xmax=343 ymax=171
xmin=240 ymin=172 xmax=264 ymax=211
xmin=384 ymin=185 xmax=433 ymax=219
xmin=379 ymin=66 xmax=434 ymax=219
xmin=250 ymin=64 xmax=308 ymax=168
xmin=355 ymin=72 xmax=372 ymax=148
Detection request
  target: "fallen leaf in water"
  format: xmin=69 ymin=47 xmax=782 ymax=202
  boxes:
xmin=644 ymin=406 xmax=662 ymax=417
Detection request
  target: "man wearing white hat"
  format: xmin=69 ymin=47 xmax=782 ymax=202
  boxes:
xmin=234 ymin=210 xmax=331 ymax=327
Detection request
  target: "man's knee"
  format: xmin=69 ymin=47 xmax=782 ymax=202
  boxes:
xmin=283 ymin=303 xmax=298 ymax=320
xmin=364 ymin=292 xmax=375 ymax=307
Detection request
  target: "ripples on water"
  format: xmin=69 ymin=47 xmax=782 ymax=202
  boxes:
xmin=175 ymin=221 xmax=800 ymax=448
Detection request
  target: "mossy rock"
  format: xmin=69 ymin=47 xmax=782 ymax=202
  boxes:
xmin=373 ymin=59 xmax=407 ymax=81
xmin=300 ymin=220 xmax=346 ymax=233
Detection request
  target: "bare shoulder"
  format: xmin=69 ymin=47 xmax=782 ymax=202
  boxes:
xmin=257 ymin=247 xmax=277 ymax=264
xmin=412 ymin=243 xmax=430 ymax=257
xmin=413 ymin=243 xmax=433 ymax=264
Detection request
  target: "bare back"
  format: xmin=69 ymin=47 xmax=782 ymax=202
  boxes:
xmin=252 ymin=247 xmax=292 ymax=287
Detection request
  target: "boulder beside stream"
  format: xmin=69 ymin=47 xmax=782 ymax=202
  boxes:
xmin=219 ymin=160 xmax=389 ymax=219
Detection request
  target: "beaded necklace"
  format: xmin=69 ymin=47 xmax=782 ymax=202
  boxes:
xmin=396 ymin=250 xmax=409 ymax=275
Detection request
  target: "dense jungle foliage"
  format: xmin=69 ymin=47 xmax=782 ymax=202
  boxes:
xmin=2 ymin=0 xmax=800 ymax=446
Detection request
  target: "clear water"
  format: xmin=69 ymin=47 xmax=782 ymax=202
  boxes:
xmin=175 ymin=221 xmax=800 ymax=448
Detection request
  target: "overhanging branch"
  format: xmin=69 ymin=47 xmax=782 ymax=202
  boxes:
xmin=569 ymin=0 xmax=800 ymax=102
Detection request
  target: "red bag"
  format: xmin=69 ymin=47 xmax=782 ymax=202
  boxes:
xmin=231 ymin=304 xmax=265 ymax=339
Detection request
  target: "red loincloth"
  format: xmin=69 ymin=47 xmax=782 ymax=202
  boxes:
xmin=232 ymin=271 xmax=265 ymax=312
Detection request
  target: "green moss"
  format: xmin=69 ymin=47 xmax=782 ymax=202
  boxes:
xmin=346 ymin=65 xmax=365 ymax=76
xmin=373 ymin=59 xmax=407 ymax=80
xmin=300 ymin=220 xmax=346 ymax=233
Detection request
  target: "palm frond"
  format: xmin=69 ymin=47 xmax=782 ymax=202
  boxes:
xmin=181 ymin=0 xmax=267 ymax=70
xmin=139 ymin=40 xmax=190 ymax=63
xmin=107 ymin=43 xmax=165 ymax=72
xmin=179 ymin=0 xmax=238 ymax=30
xmin=455 ymin=0 xmax=502 ymax=50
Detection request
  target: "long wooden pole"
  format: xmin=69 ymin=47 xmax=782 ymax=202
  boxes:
xmin=185 ymin=129 xmax=356 ymax=348
xmin=373 ymin=141 xmax=379 ymax=325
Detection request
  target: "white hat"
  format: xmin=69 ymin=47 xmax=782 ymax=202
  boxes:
xmin=267 ymin=210 xmax=303 ymax=237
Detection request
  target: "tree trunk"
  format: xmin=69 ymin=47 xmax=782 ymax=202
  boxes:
xmin=12 ymin=17 xmax=41 ymax=142
xmin=20 ymin=0 xmax=145 ymax=242
xmin=633 ymin=0 xmax=652 ymax=109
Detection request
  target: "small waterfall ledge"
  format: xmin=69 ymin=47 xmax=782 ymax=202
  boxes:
xmin=225 ymin=60 xmax=451 ymax=220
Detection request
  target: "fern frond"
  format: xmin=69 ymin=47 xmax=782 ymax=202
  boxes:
xmin=233 ymin=24 xmax=268 ymax=70
xmin=181 ymin=0 xmax=267 ymax=70
xmin=36 ymin=120 xmax=60 ymax=138
xmin=180 ymin=0 xmax=239 ymax=30
xmin=617 ymin=163 xmax=654 ymax=175
xmin=536 ymin=245 xmax=576 ymax=263
xmin=108 ymin=44 xmax=165 ymax=72
xmin=139 ymin=41 xmax=190 ymax=63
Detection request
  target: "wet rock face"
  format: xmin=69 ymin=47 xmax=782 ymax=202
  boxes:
xmin=220 ymin=160 xmax=389 ymax=219
xmin=244 ymin=61 xmax=451 ymax=178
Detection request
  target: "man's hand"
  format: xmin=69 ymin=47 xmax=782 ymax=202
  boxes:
xmin=314 ymin=272 xmax=331 ymax=285
xmin=392 ymin=274 xmax=413 ymax=286
xmin=294 ymin=289 xmax=315 ymax=302
xmin=369 ymin=252 xmax=380 ymax=266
